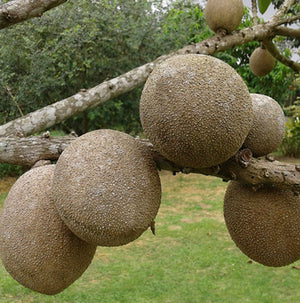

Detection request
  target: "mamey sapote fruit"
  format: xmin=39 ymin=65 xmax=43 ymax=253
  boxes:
xmin=53 ymin=129 xmax=161 ymax=247
xmin=223 ymin=181 xmax=300 ymax=267
xmin=243 ymin=93 xmax=285 ymax=157
xmin=249 ymin=47 xmax=275 ymax=77
xmin=140 ymin=54 xmax=253 ymax=168
xmin=205 ymin=0 xmax=244 ymax=33
xmin=0 ymin=165 xmax=96 ymax=295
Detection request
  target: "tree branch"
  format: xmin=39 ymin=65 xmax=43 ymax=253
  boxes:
xmin=263 ymin=39 xmax=300 ymax=72
xmin=273 ymin=14 xmax=300 ymax=26
xmin=0 ymin=132 xmax=77 ymax=166
xmin=274 ymin=26 xmax=300 ymax=39
xmin=251 ymin=0 xmax=259 ymax=26
xmin=0 ymin=22 xmax=276 ymax=138
xmin=1 ymin=135 xmax=299 ymax=193
xmin=0 ymin=0 xmax=67 ymax=29
xmin=268 ymin=0 xmax=297 ymax=24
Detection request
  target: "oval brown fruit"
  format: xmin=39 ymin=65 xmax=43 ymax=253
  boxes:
xmin=205 ymin=0 xmax=244 ymax=33
xmin=224 ymin=181 xmax=300 ymax=267
xmin=249 ymin=47 xmax=275 ymax=77
xmin=140 ymin=54 xmax=253 ymax=168
xmin=243 ymin=93 xmax=285 ymax=157
xmin=53 ymin=129 xmax=161 ymax=247
xmin=0 ymin=165 xmax=96 ymax=295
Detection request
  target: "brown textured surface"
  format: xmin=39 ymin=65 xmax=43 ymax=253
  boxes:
xmin=243 ymin=94 xmax=285 ymax=157
xmin=140 ymin=54 xmax=253 ymax=168
xmin=0 ymin=165 xmax=96 ymax=295
xmin=204 ymin=0 xmax=244 ymax=33
xmin=249 ymin=47 xmax=275 ymax=77
xmin=53 ymin=129 xmax=161 ymax=247
xmin=223 ymin=181 xmax=300 ymax=267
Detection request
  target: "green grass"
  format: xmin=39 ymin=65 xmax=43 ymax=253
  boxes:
xmin=1 ymin=172 xmax=300 ymax=303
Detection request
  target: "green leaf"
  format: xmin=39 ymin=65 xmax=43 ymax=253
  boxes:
xmin=257 ymin=0 xmax=272 ymax=14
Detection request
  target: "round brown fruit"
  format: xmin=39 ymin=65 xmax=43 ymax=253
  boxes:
xmin=205 ymin=0 xmax=244 ymax=33
xmin=249 ymin=47 xmax=275 ymax=77
xmin=0 ymin=165 xmax=96 ymax=295
xmin=140 ymin=54 xmax=253 ymax=168
xmin=223 ymin=181 xmax=300 ymax=267
xmin=243 ymin=93 xmax=285 ymax=157
xmin=52 ymin=129 xmax=161 ymax=247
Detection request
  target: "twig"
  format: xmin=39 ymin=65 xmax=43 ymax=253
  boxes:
xmin=4 ymin=85 xmax=24 ymax=117
xmin=251 ymin=0 xmax=259 ymax=26
xmin=272 ymin=14 xmax=300 ymax=26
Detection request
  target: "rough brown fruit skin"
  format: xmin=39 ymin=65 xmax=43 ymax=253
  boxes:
xmin=140 ymin=54 xmax=253 ymax=168
xmin=205 ymin=0 xmax=244 ymax=33
xmin=249 ymin=47 xmax=275 ymax=77
xmin=53 ymin=129 xmax=161 ymax=247
xmin=0 ymin=165 xmax=96 ymax=295
xmin=223 ymin=181 xmax=300 ymax=267
xmin=243 ymin=94 xmax=285 ymax=157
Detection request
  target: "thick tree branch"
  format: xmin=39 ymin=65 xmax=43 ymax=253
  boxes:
xmin=0 ymin=22 xmax=276 ymax=138
xmin=274 ymin=26 xmax=300 ymax=39
xmin=0 ymin=135 xmax=299 ymax=193
xmin=0 ymin=133 xmax=77 ymax=166
xmin=0 ymin=0 xmax=67 ymax=29
xmin=263 ymin=39 xmax=300 ymax=72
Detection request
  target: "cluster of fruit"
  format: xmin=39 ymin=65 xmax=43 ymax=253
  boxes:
xmin=0 ymin=0 xmax=298 ymax=296
xmin=205 ymin=0 xmax=275 ymax=77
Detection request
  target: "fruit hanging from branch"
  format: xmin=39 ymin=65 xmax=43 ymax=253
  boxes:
xmin=242 ymin=93 xmax=285 ymax=157
xmin=249 ymin=46 xmax=276 ymax=77
xmin=223 ymin=181 xmax=300 ymax=267
xmin=140 ymin=54 xmax=253 ymax=169
xmin=204 ymin=0 xmax=244 ymax=33
xmin=52 ymin=129 xmax=162 ymax=247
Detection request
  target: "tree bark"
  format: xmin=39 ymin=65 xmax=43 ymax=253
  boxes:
xmin=274 ymin=26 xmax=300 ymax=39
xmin=0 ymin=0 xmax=67 ymax=29
xmin=0 ymin=135 xmax=299 ymax=193
xmin=0 ymin=133 xmax=77 ymax=167
xmin=263 ymin=39 xmax=300 ymax=72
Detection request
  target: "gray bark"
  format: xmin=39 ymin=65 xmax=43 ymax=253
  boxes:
xmin=0 ymin=0 xmax=67 ymax=29
xmin=0 ymin=133 xmax=77 ymax=166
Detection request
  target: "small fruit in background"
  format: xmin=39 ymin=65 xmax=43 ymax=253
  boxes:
xmin=249 ymin=47 xmax=275 ymax=77
xmin=243 ymin=93 xmax=285 ymax=157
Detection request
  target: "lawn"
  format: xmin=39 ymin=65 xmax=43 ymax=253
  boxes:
xmin=0 ymin=171 xmax=300 ymax=303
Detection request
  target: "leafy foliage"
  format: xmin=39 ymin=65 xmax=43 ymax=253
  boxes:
xmin=279 ymin=74 xmax=300 ymax=157
xmin=0 ymin=0 xmax=210 ymax=135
